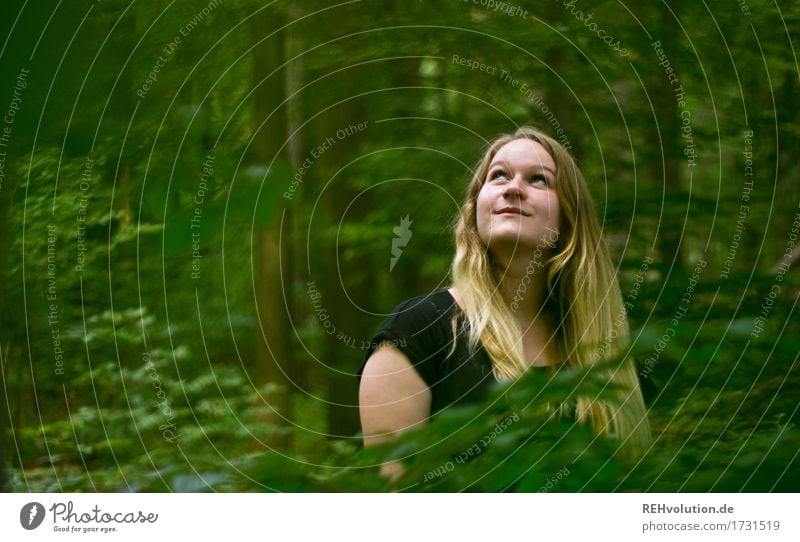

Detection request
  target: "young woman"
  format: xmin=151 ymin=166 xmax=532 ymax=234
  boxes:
xmin=357 ymin=126 xmax=650 ymax=479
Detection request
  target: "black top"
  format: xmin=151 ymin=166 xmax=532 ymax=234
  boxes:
xmin=356 ymin=289 xmax=503 ymax=414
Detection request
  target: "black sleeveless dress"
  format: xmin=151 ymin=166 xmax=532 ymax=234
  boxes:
xmin=357 ymin=289 xmax=552 ymax=415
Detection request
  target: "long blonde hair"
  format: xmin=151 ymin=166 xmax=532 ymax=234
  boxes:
xmin=451 ymin=126 xmax=650 ymax=451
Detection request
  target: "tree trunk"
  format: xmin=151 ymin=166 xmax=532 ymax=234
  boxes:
xmin=314 ymin=101 xmax=370 ymax=439
xmin=250 ymin=3 xmax=293 ymax=449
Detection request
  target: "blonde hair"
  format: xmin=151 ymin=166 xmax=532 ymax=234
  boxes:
xmin=451 ymin=126 xmax=651 ymax=452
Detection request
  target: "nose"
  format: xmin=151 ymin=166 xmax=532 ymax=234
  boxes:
xmin=502 ymin=174 xmax=526 ymax=199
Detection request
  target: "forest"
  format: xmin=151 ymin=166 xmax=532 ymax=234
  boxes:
xmin=0 ymin=0 xmax=798 ymax=492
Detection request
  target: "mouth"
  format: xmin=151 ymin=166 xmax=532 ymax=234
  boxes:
xmin=494 ymin=206 xmax=530 ymax=216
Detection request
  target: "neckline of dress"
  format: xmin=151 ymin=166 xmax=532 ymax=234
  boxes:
xmin=440 ymin=288 xmax=555 ymax=370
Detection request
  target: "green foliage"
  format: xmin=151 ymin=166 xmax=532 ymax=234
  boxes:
xmin=2 ymin=0 xmax=799 ymax=493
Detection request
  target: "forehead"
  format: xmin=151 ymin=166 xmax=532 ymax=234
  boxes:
xmin=490 ymin=138 xmax=556 ymax=171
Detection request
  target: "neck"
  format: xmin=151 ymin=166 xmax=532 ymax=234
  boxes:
xmin=492 ymin=247 xmax=556 ymax=367
xmin=492 ymin=248 xmax=550 ymax=318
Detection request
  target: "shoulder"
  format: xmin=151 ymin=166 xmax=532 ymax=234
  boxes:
xmin=358 ymin=290 xmax=457 ymax=386
xmin=382 ymin=289 xmax=457 ymax=334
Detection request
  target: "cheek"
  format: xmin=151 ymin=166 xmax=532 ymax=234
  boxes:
xmin=545 ymin=193 xmax=561 ymax=223
xmin=475 ymin=189 xmax=492 ymax=236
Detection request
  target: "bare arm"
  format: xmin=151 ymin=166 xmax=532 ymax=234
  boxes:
xmin=358 ymin=342 xmax=431 ymax=481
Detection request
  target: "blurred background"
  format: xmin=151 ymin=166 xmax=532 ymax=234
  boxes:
xmin=0 ymin=0 xmax=798 ymax=492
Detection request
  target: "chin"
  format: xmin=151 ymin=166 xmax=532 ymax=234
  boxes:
xmin=484 ymin=235 xmax=543 ymax=254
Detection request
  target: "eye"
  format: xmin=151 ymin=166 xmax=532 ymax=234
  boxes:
xmin=488 ymin=169 xmax=508 ymax=181
xmin=529 ymin=174 xmax=550 ymax=186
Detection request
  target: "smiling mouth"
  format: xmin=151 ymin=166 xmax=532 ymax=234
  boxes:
xmin=494 ymin=207 xmax=530 ymax=216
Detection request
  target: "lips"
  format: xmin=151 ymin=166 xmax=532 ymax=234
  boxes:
xmin=494 ymin=206 xmax=530 ymax=216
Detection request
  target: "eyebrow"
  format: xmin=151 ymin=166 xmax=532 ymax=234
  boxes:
xmin=488 ymin=161 xmax=557 ymax=175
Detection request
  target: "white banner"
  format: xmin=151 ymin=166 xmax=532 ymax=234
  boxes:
xmin=1 ymin=493 xmax=796 ymax=541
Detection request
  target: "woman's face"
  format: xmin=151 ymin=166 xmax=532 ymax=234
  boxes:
xmin=476 ymin=138 xmax=560 ymax=258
